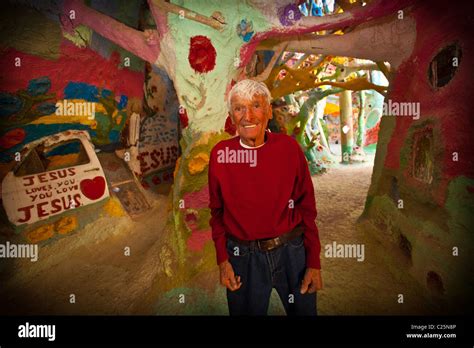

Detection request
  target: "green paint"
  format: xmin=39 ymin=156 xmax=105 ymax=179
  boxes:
xmin=364 ymin=115 xmax=396 ymax=198
xmin=0 ymin=3 xmax=62 ymax=59
xmin=357 ymin=91 xmax=365 ymax=147
xmin=444 ymin=176 xmax=474 ymax=243
xmin=166 ymin=0 xmax=271 ymax=132
xmin=63 ymin=25 xmax=93 ymax=48
xmin=171 ymin=130 xmax=231 ymax=266
xmin=364 ymin=143 xmax=377 ymax=153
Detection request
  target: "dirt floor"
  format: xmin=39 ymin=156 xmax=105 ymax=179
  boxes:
xmin=0 ymin=152 xmax=441 ymax=315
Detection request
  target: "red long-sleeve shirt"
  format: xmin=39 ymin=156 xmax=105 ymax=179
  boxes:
xmin=208 ymin=130 xmax=321 ymax=269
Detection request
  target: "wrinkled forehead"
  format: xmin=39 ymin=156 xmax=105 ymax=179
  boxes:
xmin=230 ymin=93 xmax=269 ymax=106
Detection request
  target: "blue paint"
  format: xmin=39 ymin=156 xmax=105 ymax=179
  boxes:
xmin=0 ymin=124 xmax=90 ymax=163
xmin=36 ymin=102 xmax=57 ymax=116
xmin=118 ymin=95 xmax=128 ymax=109
xmin=109 ymin=129 xmax=120 ymax=142
xmin=263 ymin=51 xmax=275 ymax=66
xmin=27 ymin=77 xmax=51 ymax=97
xmin=64 ymin=82 xmax=99 ymax=102
xmin=101 ymin=89 xmax=112 ymax=99
xmin=45 ymin=141 xmax=81 ymax=157
xmin=237 ymin=19 xmax=254 ymax=42
xmin=0 ymin=93 xmax=23 ymax=117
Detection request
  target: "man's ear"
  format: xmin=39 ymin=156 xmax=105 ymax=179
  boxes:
xmin=267 ymin=104 xmax=273 ymax=120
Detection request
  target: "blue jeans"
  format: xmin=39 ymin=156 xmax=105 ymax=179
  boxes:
xmin=226 ymin=234 xmax=317 ymax=316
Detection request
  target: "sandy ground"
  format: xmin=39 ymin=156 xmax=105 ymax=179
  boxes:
xmin=0 ymin=190 xmax=171 ymax=315
xmin=0 ymin=153 xmax=440 ymax=315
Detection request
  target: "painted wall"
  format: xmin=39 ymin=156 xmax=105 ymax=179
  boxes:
xmin=360 ymin=0 xmax=474 ymax=310
xmin=138 ymin=63 xmax=180 ymax=189
xmin=0 ymin=1 xmax=145 ymax=166
xmin=0 ymin=1 xmax=145 ymax=238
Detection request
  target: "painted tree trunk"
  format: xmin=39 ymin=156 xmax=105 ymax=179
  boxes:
xmin=357 ymin=91 xmax=366 ymax=147
xmin=339 ymin=89 xmax=353 ymax=163
xmin=314 ymin=99 xmax=331 ymax=152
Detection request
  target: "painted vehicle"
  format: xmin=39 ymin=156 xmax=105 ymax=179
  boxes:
xmin=1 ymin=130 xmax=109 ymax=226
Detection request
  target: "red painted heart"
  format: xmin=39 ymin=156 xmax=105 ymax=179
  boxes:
xmin=80 ymin=176 xmax=106 ymax=200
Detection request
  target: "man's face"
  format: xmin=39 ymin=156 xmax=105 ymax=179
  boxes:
xmin=230 ymin=93 xmax=272 ymax=147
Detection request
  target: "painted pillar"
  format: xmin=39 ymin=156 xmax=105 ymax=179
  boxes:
xmin=339 ymin=90 xmax=353 ymax=163
xmin=357 ymin=91 xmax=366 ymax=147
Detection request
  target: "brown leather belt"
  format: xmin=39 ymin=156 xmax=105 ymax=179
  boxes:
xmin=227 ymin=226 xmax=304 ymax=252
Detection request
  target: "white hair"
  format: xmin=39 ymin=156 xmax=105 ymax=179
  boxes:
xmin=227 ymin=79 xmax=272 ymax=113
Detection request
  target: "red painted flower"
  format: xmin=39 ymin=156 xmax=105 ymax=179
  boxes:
xmin=188 ymin=36 xmax=217 ymax=73
xmin=225 ymin=114 xmax=236 ymax=135
xmin=0 ymin=128 xmax=26 ymax=149
xmin=179 ymin=107 xmax=189 ymax=128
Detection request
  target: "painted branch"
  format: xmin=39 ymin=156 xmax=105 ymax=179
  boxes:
xmin=240 ymin=0 xmax=416 ymax=67
xmin=151 ymin=0 xmax=225 ymax=31
xmin=147 ymin=0 xmax=169 ymax=36
xmin=252 ymin=42 xmax=288 ymax=82
xmin=62 ymin=0 xmax=160 ymax=64
xmin=376 ymin=61 xmax=391 ymax=81
xmin=332 ymin=62 xmax=381 ymax=71
xmin=282 ymin=14 xmax=417 ymax=69
xmin=294 ymin=53 xmax=310 ymax=68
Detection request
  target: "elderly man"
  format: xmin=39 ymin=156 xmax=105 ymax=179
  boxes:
xmin=208 ymin=79 xmax=322 ymax=315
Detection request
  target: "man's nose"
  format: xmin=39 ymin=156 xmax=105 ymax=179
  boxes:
xmin=243 ymin=107 xmax=254 ymax=121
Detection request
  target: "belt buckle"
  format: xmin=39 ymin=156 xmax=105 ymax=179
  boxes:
xmin=257 ymin=237 xmax=281 ymax=251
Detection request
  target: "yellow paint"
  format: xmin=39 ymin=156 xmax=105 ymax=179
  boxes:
xmin=173 ymin=157 xmax=181 ymax=179
xmin=26 ymin=224 xmax=54 ymax=243
xmin=47 ymin=153 xmax=81 ymax=170
xmin=188 ymin=152 xmax=209 ymax=175
xmin=55 ymin=215 xmax=78 ymax=235
xmin=30 ymin=99 xmax=107 ymax=125
xmin=324 ymin=102 xmax=339 ymax=115
xmin=103 ymin=197 xmax=126 ymax=217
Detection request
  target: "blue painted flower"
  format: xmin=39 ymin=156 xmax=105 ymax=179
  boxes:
xmin=237 ymin=19 xmax=254 ymax=42
xmin=101 ymin=89 xmax=112 ymax=98
xmin=118 ymin=95 xmax=128 ymax=109
xmin=27 ymin=77 xmax=51 ymax=96
xmin=36 ymin=102 xmax=58 ymax=116
xmin=0 ymin=93 xmax=23 ymax=117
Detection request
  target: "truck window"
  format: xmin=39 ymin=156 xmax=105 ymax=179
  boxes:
xmin=15 ymin=139 xmax=90 ymax=177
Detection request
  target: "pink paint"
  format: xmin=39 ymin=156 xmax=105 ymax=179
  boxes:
xmin=182 ymin=185 xmax=210 ymax=210
xmin=62 ymin=0 xmax=159 ymax=64
xmin=239 ymin=0 xmax=416 ymax=67
xmin=382 ymin=0 xmax=474 ymax=206
xmin=186 ymin=229 xmax=212 ymax=252
xmin=0 ymin=42 xmax=144 ymax=99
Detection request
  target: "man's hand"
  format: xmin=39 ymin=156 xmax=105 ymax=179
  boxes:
xmin=219 ymin=260 xmax=242 ymax=291
xmin=300 ymin=268 xmax=322 ymax=294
